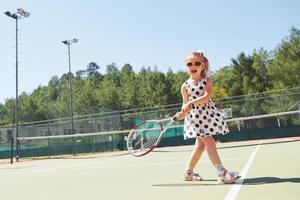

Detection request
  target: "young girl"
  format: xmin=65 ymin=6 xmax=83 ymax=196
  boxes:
xmin=177 ymin=51 xmax=239 ymax=184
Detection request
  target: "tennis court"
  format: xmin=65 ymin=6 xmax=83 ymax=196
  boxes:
xmin=0 ymin=137 xmax=299 ymax=200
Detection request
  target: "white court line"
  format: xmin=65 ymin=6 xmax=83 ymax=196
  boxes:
xmin=224 ymin=142 xmax=261 ymax=200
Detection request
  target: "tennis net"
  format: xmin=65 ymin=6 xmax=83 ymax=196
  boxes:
xmin=11 ymin=110 xmax=299 ymax=160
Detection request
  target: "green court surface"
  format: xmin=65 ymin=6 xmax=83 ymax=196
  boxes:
xmin=0 ymin=137 xmax=299 ymax=200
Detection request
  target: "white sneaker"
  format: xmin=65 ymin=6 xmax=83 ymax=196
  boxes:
xmin=183 ymin=171 xmax=203 ymax=181
xmin=217 ymin=171 xmax=240 ymax=184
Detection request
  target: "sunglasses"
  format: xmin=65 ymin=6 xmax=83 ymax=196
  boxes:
xmin=186 ymin=62 xmax=201 ymax=67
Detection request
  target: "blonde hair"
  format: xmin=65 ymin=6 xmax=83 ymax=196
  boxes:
xmin=186 ymin=51 xmax=209 ymax=78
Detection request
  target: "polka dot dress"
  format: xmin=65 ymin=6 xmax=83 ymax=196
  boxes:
xmin=183 ymin=78 xmax=229 ymax=139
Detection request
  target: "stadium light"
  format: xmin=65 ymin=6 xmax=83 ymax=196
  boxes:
xmin=62 ymin=38 xmax=79 ymax=45
xmin=4 ymin=8 xmax=30 ymax=163
xmin=62 ymin=38 xmax=78 ymax=154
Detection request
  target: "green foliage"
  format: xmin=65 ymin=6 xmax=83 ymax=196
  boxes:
xmin=166 ymin=69 xmax=189 ymax=104
xmin=269 ymin=27 xmax=300 ymax=89
xmin=119 ymin=64 xmax=139 ymax=109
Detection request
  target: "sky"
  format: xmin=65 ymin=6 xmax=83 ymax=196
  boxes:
xmin=1 ymin=0 xmax=300 ymax=103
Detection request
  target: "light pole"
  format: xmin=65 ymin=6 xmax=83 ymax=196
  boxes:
xmin=62 ymin=38 xmax=78 ymax=154
xmin=4 ymin=8 xmax=30 ymax=162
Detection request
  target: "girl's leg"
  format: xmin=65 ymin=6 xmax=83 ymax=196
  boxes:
xmin=183 ymin=138 xmax=205 ymax=181
xmin=200 ymin=136 xmax=222 ymax=166
xmin=200 ymin=135 xmax=239 ymax=184
xmin=186 ymin=138 xmax=205 ymax=170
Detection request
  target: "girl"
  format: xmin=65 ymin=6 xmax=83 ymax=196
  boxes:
xmin=177 ymin=51 xmax=239 ymax=184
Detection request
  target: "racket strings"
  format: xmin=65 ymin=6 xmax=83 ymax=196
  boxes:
xmin=134 ymin=128 xmax=160 ymax=149
xmin=128 ymin=122 xmax=162 ymax=155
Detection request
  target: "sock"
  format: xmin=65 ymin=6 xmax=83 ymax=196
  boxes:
xmin=215 ymin=164 xmax=226 ymax=172
xmin=185 ymin=165 xmax=194 ymax=174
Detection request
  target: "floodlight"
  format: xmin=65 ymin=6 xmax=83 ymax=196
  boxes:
xmin=62 ymin=40 xmax=69 ymax=45
xmin=17 ymin=8 xmax=30 ymax=17
xmin=4 ymin=11 xmax=12 ymax=17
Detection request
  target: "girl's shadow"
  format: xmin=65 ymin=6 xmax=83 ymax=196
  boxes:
xmin=243 ymin=177 xmax=300 ymax=185
xmin=152 ymin=177 xmax=300 ymax=187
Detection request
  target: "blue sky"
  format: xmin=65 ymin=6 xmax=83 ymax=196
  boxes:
xmin=1 ymin=0 xmax=299 ymax=103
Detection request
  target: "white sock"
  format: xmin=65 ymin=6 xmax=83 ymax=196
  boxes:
xmin=185 ymin=165 xmax=194 ymax=173
xmin=215 ymin=164 xmax=226 ymax=172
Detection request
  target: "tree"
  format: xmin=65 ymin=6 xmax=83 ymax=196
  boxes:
xmin=212 ymin=66 xmax=234 ymax=95
xmin=166 ymin=69 xmax=189 ymax=104
xmin=269 ymin=27 xmax=300 ymax=89
xmin=119 ymin=64 xmax=139 ymax=109
xmin=251 ymin=48 xmax=272 ymax=92
xmin=137 ymin=68 xmax=171 ymax=107
xmin=86 ymin=62 xmax=101 ymax=78
xmin=96 ymin=64 xmax=121 ymax=110
xmin=74 ymin=78 xmax=100 ymax=114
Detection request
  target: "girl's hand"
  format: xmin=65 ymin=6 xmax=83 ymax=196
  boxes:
xmin=174 ymin=102 xmax=194 ymax=121
xmin=182 ymin=102 xmax=193 ymax=113
xmin=174 ymin=111 xmax=186 ymax=121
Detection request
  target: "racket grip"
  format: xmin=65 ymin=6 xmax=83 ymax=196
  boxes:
xmin=173 ymin=103 xmax=194 ymax=121
xmin=172 ymin=114 xmax=179 ymax=121
xmin=173 ymin=110 xmax=188 ymax=121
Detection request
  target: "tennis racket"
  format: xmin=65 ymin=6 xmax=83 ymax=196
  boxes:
xmin=127 ymin=112 xmax=183 ymax=157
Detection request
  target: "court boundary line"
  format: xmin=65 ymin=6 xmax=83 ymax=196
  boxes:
xmin=224 ymin=142 xmax=261 ymax=200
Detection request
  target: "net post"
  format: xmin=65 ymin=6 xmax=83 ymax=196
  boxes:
xmin=10 ymin=136 xmax=14 ymax=164
xmin=236 ymin=120 xmax=241 ymax=131
xmin=277 ymin=118 xmax=281 ymax=127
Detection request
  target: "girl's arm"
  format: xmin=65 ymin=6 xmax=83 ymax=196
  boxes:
xmin=181 ymin=83 xmax=189 ymax=105
xmin=176 ymin=83 xmax=189 ymax=120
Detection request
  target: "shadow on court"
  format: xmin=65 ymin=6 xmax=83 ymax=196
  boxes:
xmin=152 ymin=177 xmax=300 ymax=187
xmin=243 ymin=177 xmax=300 ymax=185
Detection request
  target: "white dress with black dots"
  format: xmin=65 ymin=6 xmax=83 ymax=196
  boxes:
xmin=183 ymin=78 xmax=229 ymax=139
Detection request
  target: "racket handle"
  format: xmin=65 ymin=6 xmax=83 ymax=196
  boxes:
xmin=172 ymin=114 xmax=179 ymax=121
xmin=173 ymin=110 xmax=188 ymax=121
xmin=173 ymin=103 xmax=194 ymax=121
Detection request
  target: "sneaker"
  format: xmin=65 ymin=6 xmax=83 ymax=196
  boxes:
xmin=183 ymin=171 xmax=203 ymax=181
xmin=217 ymin=171 xmax=240 ymax=184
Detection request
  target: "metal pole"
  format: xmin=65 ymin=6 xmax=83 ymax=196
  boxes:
xmin=46 ymin=95 xmax=51 ymax=157
xmin=10 ymin=136 xmax=14 ymax=164
xmin=67 ymin=44 xmax=75 ymax=155
xmin=15 ymin=17 xmax=20 ymax=162
xmin=5 ymin=9 xmax=30 ymax=162
xmin=279 ymin=96 xmax=287 ymax=126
